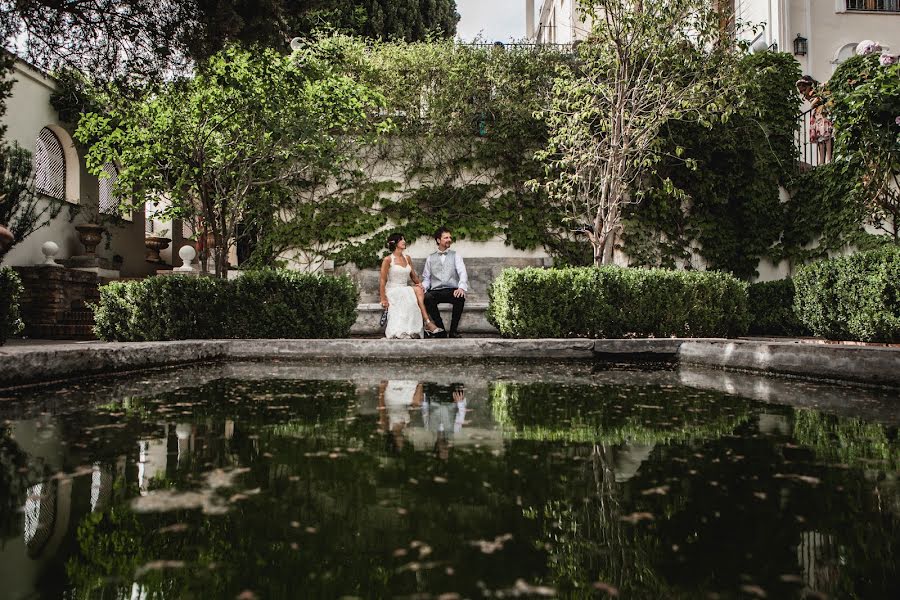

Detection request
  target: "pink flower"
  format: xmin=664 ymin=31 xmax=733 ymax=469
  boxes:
xmin=856 ymin=40 xmax=883 ymax=56
xmin=880 ymin=52 xmax=897 ymax=66
xmin=895 ymin=116 xmax=900 ymax=126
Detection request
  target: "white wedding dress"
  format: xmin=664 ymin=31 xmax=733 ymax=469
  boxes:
xmin=384 ymin=256 xmax=424 ymax=339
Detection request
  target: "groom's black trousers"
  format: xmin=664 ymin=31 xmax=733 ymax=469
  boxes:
xmin=424 ymin=288 xmax=465 ymax=334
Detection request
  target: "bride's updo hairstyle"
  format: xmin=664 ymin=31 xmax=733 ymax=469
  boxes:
xmin=386 ymin=232 xmax=405 ymax=252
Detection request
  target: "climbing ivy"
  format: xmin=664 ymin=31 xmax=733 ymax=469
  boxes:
xmin=622 ymin=52 xmax=801 ymax=279
xmin=247 ymin=37 xmax=588 ymax=269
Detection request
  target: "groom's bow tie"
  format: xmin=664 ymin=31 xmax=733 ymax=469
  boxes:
xmin=438 ymin=251 xmax=448 ymax=256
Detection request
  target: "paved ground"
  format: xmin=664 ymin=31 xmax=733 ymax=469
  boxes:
xmin=2 ymin=337 xmax=899 ymax=389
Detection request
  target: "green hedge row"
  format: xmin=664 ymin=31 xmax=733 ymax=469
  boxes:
xmin=93 ymin=270 xmax=359 ymax=341
xmin=487 ymin=266 xmax=749 ymax=338
xmin=794 ymin=246 xmax=900 ymax=343
xmin=0 ymin=267 xmax=24 ymax=346
xmin=747 ymin=278 xmax=808 ymax=337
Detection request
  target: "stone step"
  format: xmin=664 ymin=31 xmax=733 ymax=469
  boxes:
xmin=351 ymin=302 xmax=496 ymax=336
xmin=336 ymin=257 xmax=550 ymax=303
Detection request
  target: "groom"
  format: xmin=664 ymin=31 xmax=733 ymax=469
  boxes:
xmin=421 ymin=226 xmax=468 ymax=338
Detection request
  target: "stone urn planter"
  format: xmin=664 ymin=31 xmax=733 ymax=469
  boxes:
xmin=75 ymin=223 xmax=107 ymax=255
xmin=145 ymin=236 xmax=171 ymax=263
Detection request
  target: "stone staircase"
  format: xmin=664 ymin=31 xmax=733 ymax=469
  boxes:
xmin=336 ymin=257 xmax=552 ymax=335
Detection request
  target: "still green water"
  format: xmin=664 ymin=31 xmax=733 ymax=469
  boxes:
xmin=0 ymin=362 xmax=897 ymax=599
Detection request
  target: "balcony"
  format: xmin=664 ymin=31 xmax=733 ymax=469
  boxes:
xmin=846 ymin=0 xmax=900 ymax=12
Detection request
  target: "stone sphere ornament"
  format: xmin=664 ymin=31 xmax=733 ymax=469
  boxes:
xmin=176 ymin=244 xmax=197 ymax=272
xmin=40 ymin=241 xmax=61 ymax=266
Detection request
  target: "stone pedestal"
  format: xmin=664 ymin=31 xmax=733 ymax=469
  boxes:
xmin=61 ymin=256 xmax=120 ymax=281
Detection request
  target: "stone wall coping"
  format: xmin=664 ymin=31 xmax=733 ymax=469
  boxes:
xmin=1 ymin=338 xmax=899 ymax=390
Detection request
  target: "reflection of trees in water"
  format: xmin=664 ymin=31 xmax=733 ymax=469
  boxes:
xmin=490 ymin=382 xmax=752 ymax=445
xmin=791 ymin=409 xmax=900 ymax=599
xmin=530 ymin=443 xmax=679 ymax=598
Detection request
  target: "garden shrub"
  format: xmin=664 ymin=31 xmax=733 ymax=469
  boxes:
xmin=0 ymin=267 xmax=24 ymax=345
xmin=487 ymin=266 xmax=749 ymax=338
xmin=747 ymin=279 xmax=808 ymax=337
xmin=793 ymin=246 xmax=900 ymax=342
xmin=92 ymin=270 xmax=359 ymax=341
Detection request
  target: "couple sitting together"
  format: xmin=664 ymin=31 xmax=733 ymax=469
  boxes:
xmin=379 ymin=226 xmax=467 ymax=339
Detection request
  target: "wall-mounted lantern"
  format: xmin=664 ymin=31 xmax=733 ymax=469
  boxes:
xmin=793 ymin=34 xmax=808 ymax=56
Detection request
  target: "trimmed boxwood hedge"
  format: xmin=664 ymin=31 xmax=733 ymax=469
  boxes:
xmin=793 ymin=246 xmax=900 ymax=343
xmin=487 ymin=266 xmax=749 ymax=338
xmin=747 ymin=278 xmax=808 ymax=337
xmin=92 ymin=270 xmax=359 ymax=341
xmin=0 ymin=267 xmax=24 ymax=346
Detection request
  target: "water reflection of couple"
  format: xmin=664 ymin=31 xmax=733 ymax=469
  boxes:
xmin=379 ymin=226 xmax=468 ymax=339
xmin=378 ymin=380 xmax=466 ymax=458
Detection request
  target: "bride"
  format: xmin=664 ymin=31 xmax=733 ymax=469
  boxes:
xmin=379 ymin=233 xmax=443 ymax=339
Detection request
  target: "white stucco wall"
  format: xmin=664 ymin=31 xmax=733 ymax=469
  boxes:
xmin=739 ymin=1 xmax=899 ymax=82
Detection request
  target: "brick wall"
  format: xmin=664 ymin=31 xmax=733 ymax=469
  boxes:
xmin=12 ymin=267 xmax=101 ymax=340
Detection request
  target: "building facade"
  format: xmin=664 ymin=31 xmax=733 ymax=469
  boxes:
xmin=734 ymin=0 xmax=899 ymax=82
xmin=526 ymin=0 xmax=590 ymax=44
xmin=1 ymin=59 xmax=176 ymax=276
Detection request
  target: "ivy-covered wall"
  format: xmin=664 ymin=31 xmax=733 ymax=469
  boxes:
xmin=245 ymin=39 xmax=590 ymax=270
xmin=622 ymin=52 xmax=802 ymax=279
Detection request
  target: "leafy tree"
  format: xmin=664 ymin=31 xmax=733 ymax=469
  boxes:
xmin=536 ymin=0 xmax=745 ymax=265
xmin=0 ymin=142 xmax=63 ymax=260
xmin=75 ymin=42 xmax=387 ymax=277
xmin=1 ymin=1 xmax=458 ymax=84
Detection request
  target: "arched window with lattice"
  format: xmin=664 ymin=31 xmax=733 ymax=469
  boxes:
xmin=33 ymin=127 xmax=66 ymax=200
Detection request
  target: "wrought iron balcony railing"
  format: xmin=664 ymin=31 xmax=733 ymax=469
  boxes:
xmin=846 ymin=0 xmax=900 ymax=12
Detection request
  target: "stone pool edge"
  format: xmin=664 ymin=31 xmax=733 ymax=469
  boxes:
xmin=1 ymin=338 xmax=898 ymax=389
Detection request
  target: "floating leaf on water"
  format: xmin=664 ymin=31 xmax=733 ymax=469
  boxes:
xmin=135 ymin=560 xmax=185 ymax=577
xmin=433 ymin=476 xmax=448 ymax=484
xmin=774 ymin=474 xmax=821 ymax=486
xmin=393 ymin=548 xmax=408 ymax=558
xmin=157 ymin=523 xmax=189 ymax=534
xmin=592 ymin=582 xmax=620 ymax=596
xmin=778 ymin=574 xmax=803 ymax=584
xmin=641 ymin=485 xmax=670 ymax=496
xmin=620 ymin=512 xmax=655 ymax=524
xmin=739 ymin=584 xmax=767 ymax=598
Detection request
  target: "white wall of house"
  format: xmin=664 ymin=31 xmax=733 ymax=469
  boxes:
xmin=1 ymin=59 xmax=159 ymax=277
xmin=737 ymin=0 xmax=899 ymax=82
xmin=529 ymin=0 xmax=590 ymax=43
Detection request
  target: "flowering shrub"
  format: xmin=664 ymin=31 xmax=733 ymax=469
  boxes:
xmin=856 ymin=40 xmax=882 ymax=56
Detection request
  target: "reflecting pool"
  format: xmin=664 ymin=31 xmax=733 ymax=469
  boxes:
xmin=0 ymin=362 xmax=897 ymax=599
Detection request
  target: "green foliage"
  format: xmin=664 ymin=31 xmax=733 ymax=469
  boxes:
xmin=825 ymin=53 xmax=900 ymax=241
xmin=0 ymin=267 xmax=23 ymax=345
xmin=538 ymin=0 xmax=746 ymax=264
xmin=250 ymin=38 xmax=582 ymax=269
xmin=747 ymin=278 xmax=808 ymax=337
xmin=487 ymin=266 xmax=749 ymax=338
xmin=491 ymin=381 xmax=752 ymax=445
xmin=794 ymin=409 xmax=900 ymax=471
xmin=793 ymin=246 xmax=900 ymax=342
xmin=624 ymin=52 xmax=802 ymax=277
xmin=75 ymin=42 xmax=386 ymax=276
xmin=0 ymin=142 xmax=64 ymax=259
xmin=91 ymin=270 xmax=358 ymax=341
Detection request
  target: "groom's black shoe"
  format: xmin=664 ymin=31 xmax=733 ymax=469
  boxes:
xmin=449 ymin=332 xmax=462 ymax=339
